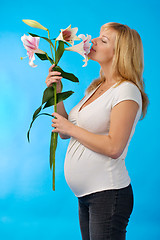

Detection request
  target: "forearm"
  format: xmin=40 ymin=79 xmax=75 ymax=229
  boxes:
xmin=69 ymin=125 xmax=116 ymax=158
xmin=56 ymin=101 xmax=68 ymax=119
xmin=56 ymin=101 xmax=70 ymax=139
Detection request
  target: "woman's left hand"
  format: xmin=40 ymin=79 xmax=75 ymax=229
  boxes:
xmin=51 ymin=112 xmax=74 ymax=136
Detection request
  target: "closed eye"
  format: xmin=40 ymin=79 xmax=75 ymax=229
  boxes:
xmin=101 ymin=40 xmax=107 ymax=43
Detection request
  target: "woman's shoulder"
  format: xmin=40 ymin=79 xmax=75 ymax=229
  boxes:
xmin=112 ymin=80 xmax=142 ymax=109
xmin=115 ymin=80 xmax=141 ymax=94
xmin=116 ymin=80 xmax=137 ymax=87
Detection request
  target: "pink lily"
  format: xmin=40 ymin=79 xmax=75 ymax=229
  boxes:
xmin=21 ymin=34 xmax=45 ymax=67
xmin=56 ymin=24 xmax=80 ymax=46
xmin=65 ymin=34 xmax=92 ymax=67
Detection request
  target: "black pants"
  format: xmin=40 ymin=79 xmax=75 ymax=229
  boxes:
xmin=78 ymin=184 xmax=134 ymax=240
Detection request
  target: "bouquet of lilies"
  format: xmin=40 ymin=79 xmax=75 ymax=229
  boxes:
xmin=21 ymin=19 xmax=91 ymax=191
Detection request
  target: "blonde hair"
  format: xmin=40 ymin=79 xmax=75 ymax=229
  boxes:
xmin=85 ymin=22 xmax=149 ymax=120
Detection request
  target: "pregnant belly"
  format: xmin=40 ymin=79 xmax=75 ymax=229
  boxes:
xmin=64 ymin=145 xmax=112 ymax=197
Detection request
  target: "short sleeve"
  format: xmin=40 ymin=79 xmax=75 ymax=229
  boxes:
xmin=111 ymin=82 xmax=142 ymax=110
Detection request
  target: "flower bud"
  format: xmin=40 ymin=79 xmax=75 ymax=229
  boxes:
xmin=22 ymin=19 xmax=48 ymax=31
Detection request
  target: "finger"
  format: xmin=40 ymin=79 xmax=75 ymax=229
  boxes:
xmin=49 ymin=71 xmax=62 ymax=77
xmin=50 ymin=71 xmax=62 ymax=76
xmin=49 ymin=76 xmax=63 ymax=81
xmin=48 ymin=74 xmax=62 ymax=80
xmin=52 ymin=128 xmax=58 ymax=133
xmin=49 ymin=64 xmax=55 ymax=72
xmin=52 ymin=112 xmax=59 ymax=118
xmin=47 ymin=81 xmax=60 ymax=88
xmin=46 ymin=76 xmax=62 ymax=85
xmin=46 ymin=75 xmax=62 ymax=81
xmin=52 ymin=118 xmax=57 ymax=123
xmin=46 ymin=79 xmax=62 ymax=87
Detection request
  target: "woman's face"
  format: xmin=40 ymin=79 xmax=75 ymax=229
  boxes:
xmin=88 ymin=28 xmax=117 ymax=66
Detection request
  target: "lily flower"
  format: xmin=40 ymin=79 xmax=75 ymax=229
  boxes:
xmin=56 ymin=24 xmax=80 ymax=46
xmin=65 ymin=34 xmax=92 ymax=67
xmin=21 ymin=34 xmax=45 ymax=67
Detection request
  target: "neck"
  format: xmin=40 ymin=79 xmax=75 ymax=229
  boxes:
xmin=100 ymin=62 xmax=116 ymax=86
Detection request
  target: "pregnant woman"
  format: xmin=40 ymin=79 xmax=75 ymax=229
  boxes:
xmin=45 ymin=22 xmax=149 ymax=240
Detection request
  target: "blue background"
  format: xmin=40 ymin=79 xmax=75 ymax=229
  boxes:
xmin=0 ymin=0 xmax=159 ymax=239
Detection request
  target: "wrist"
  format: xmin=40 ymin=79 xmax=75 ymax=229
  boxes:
xmin=56 ymin=88 xmax=61 ymax=93
xmin=68 ymin=123 xmax=77 ymax=137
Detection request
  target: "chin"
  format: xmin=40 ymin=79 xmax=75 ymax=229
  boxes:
xmin=88 ymin=54 xmax=95 ymax=61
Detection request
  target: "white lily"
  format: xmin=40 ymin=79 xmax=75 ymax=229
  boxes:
xmin=56 ymin=24 xmax=80 ymax=46
xmin=65 ymin=34 xmax=92 ymax=67
xmin=21 ymin=34 xmax=45 ymax=67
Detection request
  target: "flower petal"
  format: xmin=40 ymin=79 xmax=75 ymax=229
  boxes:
xmin=70 ymin=27 xmax=78 ymax=36
xmin=21 ymin=34 xmax=42 ymax=55
xmin=74 ymin=35 xmax=81 ymax=40
xmin=29 ymin=59 xmax=37 ymax=67
xmin=65 ymin=41 xmax=84 ymax=56
xmin=27 ymin=51 xmax=35 ymax=60
xmin=65 ymin=33 xmax=91 ymax=67
xmin=78 ymin=34 xmax=86 ymax=40
xmin=55 ymin=32 xmax=63 ymax=41
xmin=82 ymin=56 xmax=88 ymax=67
xmin=56 ymin=25 xmax=80 ymax=45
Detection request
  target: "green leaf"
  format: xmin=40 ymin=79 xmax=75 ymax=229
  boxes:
xmin=35 ymin=53 xmax=53 ymax=62
xmin=42 ymin=86 xmax=54 ymax=104
xmin=27 ymin=86 xmax=55 ymax=142
xmin=41 ymin=37 xmax=55 ymax=50
xmin=57 ymin=91 xmax=74 ymax=103
xmin=32 ymin=106 xmax=42 ymax=121
xmin=43 ymin=91 xmax=74 ymax=109
xmin=64 ymin=42 xmax=70 ymax=47
xmin=61 ymin=70 xmax=79 ymax=82
xmin=28 ymin=32 xmax=41 ymax=37
xmin=27 ymin=113 xmax=53 ymax=142
xmin=55 ymin=41 xmax=65 ymax=65
xmin=52 ymin=65 xmax=79 ymax=83
xmin=60 ymin=81 xmax=63 ymax=92
xmin=32 ymin=87 xmax=54 ymax=121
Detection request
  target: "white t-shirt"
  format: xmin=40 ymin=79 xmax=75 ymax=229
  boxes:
xmin=64 ymin=80 xmax=142 ymax=197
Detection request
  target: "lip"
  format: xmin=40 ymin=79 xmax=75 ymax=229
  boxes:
xmin=90 ymin=47 xmax=96 ymax=52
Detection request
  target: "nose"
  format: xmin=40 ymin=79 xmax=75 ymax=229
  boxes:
xmin=91 ymin=38 xmax=97 ymax=45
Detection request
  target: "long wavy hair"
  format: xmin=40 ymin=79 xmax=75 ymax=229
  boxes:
xmin=85 ymin=22 xmax=149 ymax=120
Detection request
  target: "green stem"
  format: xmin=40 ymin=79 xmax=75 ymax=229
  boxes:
xmin=53 ymin=40 xmax=57 ymax=113
xmin=47 ymin=33 xmax=57 ymax=191
xmin=53 ymin=40 xmax=57 ymax=191
xmin=45 ymin=52 xmax=53 ymax=65
xmin=47 ymin=30 xmax=54 ymax=61
xmin=54 ymin=40 xmax=57 ymax=66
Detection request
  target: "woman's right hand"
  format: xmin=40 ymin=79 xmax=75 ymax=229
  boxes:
xmin=45 ymin=64 xmax=63 ymax=93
